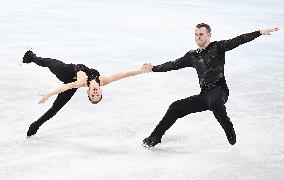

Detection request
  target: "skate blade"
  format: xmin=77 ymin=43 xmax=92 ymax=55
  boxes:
xmin=142 ymin=143 xmax=153 ymax=150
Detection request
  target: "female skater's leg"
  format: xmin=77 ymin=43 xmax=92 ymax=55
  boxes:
xmin=23 ymin=51 xmax=75 ymax=83
xmin=27 ymin=89 xmax=77 ymax=137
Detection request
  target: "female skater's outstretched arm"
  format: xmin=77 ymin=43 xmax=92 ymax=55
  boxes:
xmin=39 ymin=64 xmax=152 ymax=104
xmin=38 ymin=71 xmax=88 ymax=104
xmin=100 ymin=65 xmax=152 ymax=86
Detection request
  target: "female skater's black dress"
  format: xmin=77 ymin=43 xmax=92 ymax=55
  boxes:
xmin=27 ymin=55 xmax=100 ymax=137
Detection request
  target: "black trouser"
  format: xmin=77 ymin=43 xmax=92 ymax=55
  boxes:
xmin=150 ymin=86 xmax=234 ymax=139
xmin=31 ymin=56 xmax=77 ymax=129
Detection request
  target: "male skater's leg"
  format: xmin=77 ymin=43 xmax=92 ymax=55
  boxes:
xmin=27 ymin=89 xmax=77 ymax=137
xmin=212 ymin=105 xmax=236 ymax=145
xmin=211 ymin=103 xmax=236 ymax=145
xmin=143 ymin=94 xmax=208 ymax=147
xmin=206 ymin=87 xmax=236 ymax=145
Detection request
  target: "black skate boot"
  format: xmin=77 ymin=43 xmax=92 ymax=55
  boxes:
xmin=23 ymin=50 xmax=36 ymax=64
xmin=27 ymin=121 xmax=41 ymax=137
xmin=225 ymin=127 xmax=236 ymax=145
xmin=142 ymin=136 xmax=161 ymax=149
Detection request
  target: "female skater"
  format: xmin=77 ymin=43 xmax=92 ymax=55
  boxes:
xmin=22 ymin=50 xmax=152 ymax=137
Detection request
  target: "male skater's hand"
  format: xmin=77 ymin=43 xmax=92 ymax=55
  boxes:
xmin=260 ymin=27 xmax=279 ymax=35
xmin=38 ymin=93 xmax=50 ymax=104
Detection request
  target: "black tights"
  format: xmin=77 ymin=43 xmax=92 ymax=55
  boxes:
xmin=27 ymin=56 xmax=77 ymax=136
xmin=150 ymin=86 xmax=234 ymax=139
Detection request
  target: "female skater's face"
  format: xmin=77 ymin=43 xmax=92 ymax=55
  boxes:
xmin=88 ymin=86 xmax=102 ymax=102
xmin=88 ymin=80 xmax=102 ymax=103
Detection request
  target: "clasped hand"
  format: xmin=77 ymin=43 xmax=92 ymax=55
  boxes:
xmin=141 ymin=63 xmax=153 ymax=72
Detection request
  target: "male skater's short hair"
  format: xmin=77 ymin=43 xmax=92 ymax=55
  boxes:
xmin=196 ymin=23 xmax=211 ymax=33
xmin=88 ymin=95 xmax=102 ymax=104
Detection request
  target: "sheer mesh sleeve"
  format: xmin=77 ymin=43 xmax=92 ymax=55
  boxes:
xmin=218 ymin=31 xmax=261 ymax=52
xmin=152 ymin=51 xmax=194 ymax=72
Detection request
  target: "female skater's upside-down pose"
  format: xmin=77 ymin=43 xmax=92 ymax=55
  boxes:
xmin=22 ymin=51 xmax=152 ymax=137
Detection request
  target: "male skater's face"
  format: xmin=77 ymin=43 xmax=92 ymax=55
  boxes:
xmin=195 ymin=27 xmax=211 ymax=48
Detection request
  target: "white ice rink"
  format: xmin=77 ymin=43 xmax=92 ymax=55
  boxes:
xmin=0 ymin=0 xmax=283 ymax=179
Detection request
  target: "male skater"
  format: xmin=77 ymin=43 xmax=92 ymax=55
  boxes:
xmin=143 ymin=23 xmax=279 ymax=148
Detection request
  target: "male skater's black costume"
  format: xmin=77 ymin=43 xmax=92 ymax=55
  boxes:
xmin=23 ymin=51 xmax=100 ymax=137
xmin=143 ymin=31 xmax=261 ymax=147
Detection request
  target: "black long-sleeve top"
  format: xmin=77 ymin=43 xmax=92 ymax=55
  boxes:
xmin=152 ymin=31 xmax=261 ymax=95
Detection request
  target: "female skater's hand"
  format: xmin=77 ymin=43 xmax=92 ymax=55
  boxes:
xmin=38 ymin=93 xmax=50 ymax=104
xmin=260 ymin=27 xmax=279 ymax=35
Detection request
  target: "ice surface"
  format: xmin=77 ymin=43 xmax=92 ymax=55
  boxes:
xmin=0 ymin=0 xmax=283 ymax=179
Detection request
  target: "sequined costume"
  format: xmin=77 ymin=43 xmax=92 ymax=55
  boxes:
xmin=144 ymin=31 xmax=261 ymax=147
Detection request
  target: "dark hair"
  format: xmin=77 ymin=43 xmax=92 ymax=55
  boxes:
xmin=88 ymin=95 xmax=102 ymax=104
xmin=196 ymin=23 xmax=211 ymax=33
